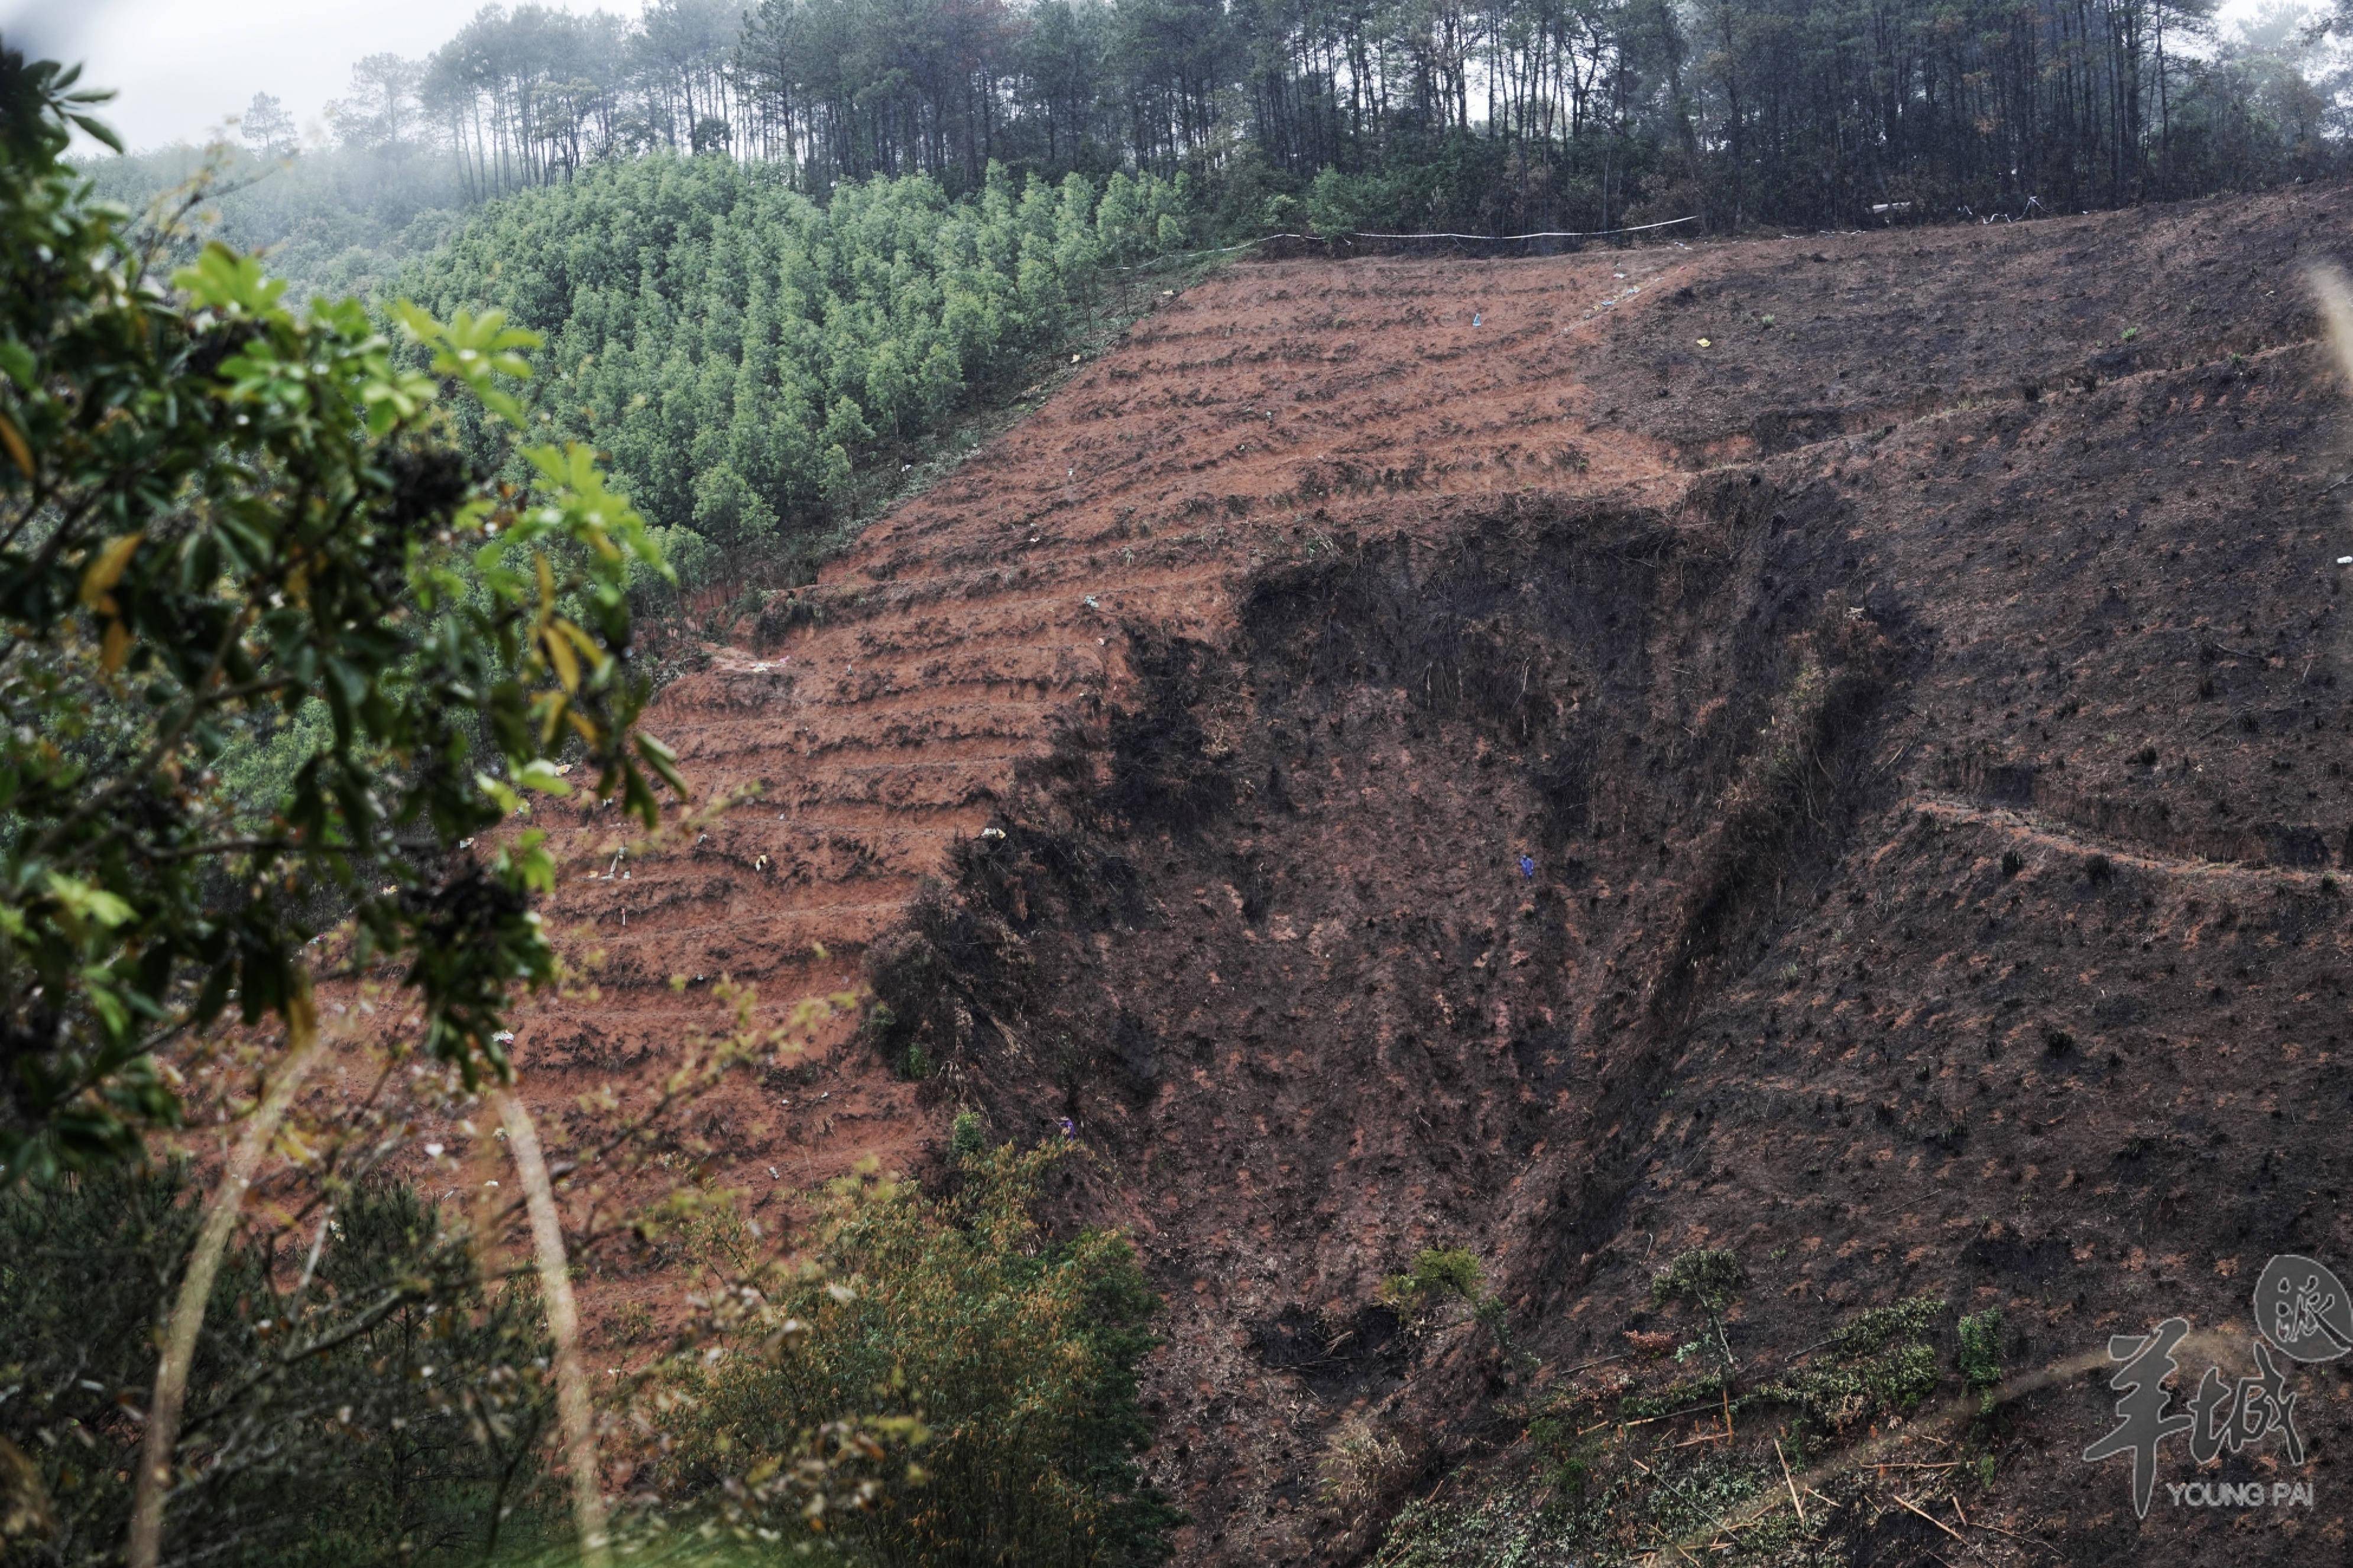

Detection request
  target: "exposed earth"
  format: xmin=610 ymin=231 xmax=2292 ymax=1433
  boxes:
xmin=482 ymin=186 xmax=2353 ymax=1564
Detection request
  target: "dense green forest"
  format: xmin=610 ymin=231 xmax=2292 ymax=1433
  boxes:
xmin=394 ymin=157 xmax=1188 ymax=593
xmin=92 ymin=0 xmax=2353 ymax=250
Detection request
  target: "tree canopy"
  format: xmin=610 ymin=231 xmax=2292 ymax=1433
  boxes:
xmin=114 ymin=0 xmax=2351 ymax=241
xmin=0 ymin=47 xmax=679 ymax=1179
xmin=395 ymin=155 xmax=1189 ymax=591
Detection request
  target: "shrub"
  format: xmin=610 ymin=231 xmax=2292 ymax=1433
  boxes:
xmin=1649 ymin=1248 xmax=1743 ymax=1316
xmin=1956 ymin=1308 xmax=2005 ymax=1407
xmin=1648 ymin=1247 xmax=1745 ymax=1374
xmin=949 ymin=1109 xmax=988 ymax=1162
xmin=1762 ymin=1295 xmax=1945 ymax=1435
xmin=1378 ymin=1247 xmax=1532 ymax=1378
xmin=0 ymin=1163 xmax=555 ymax=1568
xmin=1379 ymin=1248 xmax=1487 ymax=1317
xmin=1318 ymin=1414 xmax=1406 ymax=1522
xmin=659 ymin=1142 xmax=1177 ymax=1565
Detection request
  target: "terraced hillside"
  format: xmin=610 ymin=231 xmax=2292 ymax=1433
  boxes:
xmin=498 ymin=244 xmax=1700 ymax=1200
xmin=491 ymin=186 xmax=2353 ymax=1564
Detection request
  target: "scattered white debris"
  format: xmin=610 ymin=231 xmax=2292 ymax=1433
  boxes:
xmin=492 ymin=1030 xmax=516 ymax=1045
xmin=424 ymin=1142 xmax=444 ymax=1158
xmin=2338 ymin=556 xmax=2351 ymax=566
xmin=981 ymin=826 xmax=1006 ymax=840
xmin=1084 ymin=595 xmax=1100 ymax=608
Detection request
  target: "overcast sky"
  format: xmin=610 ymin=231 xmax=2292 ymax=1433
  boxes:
xmin=1 ymin=0 xmax=2295 ymax=157
xmin=1 ymin=0 xmax=650 ymax=155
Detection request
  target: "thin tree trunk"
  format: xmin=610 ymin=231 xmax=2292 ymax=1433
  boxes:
xmin=127 ymin=1000 xmax=329 ymax=1568
xmin=495 ymin=1090 xmax=609 ymax=1568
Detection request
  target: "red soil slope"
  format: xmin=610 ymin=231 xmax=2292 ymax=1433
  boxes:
xmin=498 ymin=239 xmax=1697 ymax=1203
xmin=495 ymin=186 xmax=2353 ymax=1564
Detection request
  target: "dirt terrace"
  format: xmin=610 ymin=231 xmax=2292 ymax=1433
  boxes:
xmin=491 ymin=187 xmax=2353 ymax=1564
xmin=495 ymin=238 xmax=1704 ymax=1208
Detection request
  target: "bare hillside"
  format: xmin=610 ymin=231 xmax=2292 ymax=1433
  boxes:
xmin=488 ymin=186 xmax=2353 ymax=1564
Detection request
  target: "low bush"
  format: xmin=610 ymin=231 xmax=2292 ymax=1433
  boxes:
xmin=1761 ymin=1295 xmax=1945 ymax=1436
xmin=658 ymin=1142 xmax=1177 ymax=1565
xmin=1378 ymin=1248 xmax=1486 ymax=1318
xmin=0 ymin=1164 xmax=555 ymax=1568
xmin=1956 ymin=1307 xmax=2005 ymax=1407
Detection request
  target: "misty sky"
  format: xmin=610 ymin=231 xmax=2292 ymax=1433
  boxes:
xmin=1 ymin=0 xmax=2293 ymax=158
xmin=1 ymin=0 xmax=650 ymax=155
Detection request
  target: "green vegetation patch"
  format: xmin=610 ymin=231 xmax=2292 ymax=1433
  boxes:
xmin=657 ymin=1141 xmax=1178 ymax=1564
xmin=399 ymin=159 xmax=1190 ymax=595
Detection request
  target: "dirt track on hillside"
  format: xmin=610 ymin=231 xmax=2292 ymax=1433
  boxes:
xmin=464 ymin=187 xmax=2353 ymax=1564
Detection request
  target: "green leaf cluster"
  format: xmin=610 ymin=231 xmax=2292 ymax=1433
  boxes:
xmin=1379 ymin=1247 xmax=1487 ymax=1317
xmin=659 ymin=1142 xmax=1178 ymax=1565
xmin=1759 ymin=1294 xmax=1946 ymax=1436
xmin=0 ymin=48 xmax=677 ymax=1179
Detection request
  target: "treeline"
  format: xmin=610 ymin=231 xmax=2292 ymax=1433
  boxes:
xmin=1690 ymin=0 xmax=2348 ymax=227
xmin=296 ymin=0 xmax=2344 ymax=235
xmin=395 ymin=156 xmax=1188 ymax=591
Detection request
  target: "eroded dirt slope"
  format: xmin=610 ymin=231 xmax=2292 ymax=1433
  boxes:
xmin=502 ymin=187 xmax=2353 ymax=1564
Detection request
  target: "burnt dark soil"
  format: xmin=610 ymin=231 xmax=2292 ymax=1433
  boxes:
xmin=472 ymin=186 xmax=2353 ymax=1563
